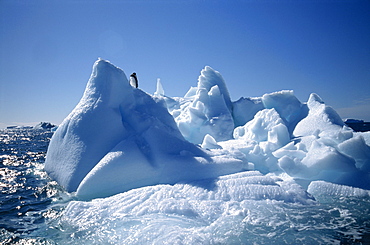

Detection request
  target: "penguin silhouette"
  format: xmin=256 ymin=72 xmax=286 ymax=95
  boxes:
xmin=130 ymin=72 xmax=138 ymax=88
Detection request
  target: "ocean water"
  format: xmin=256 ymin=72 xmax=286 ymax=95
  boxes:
xmin=1 ymin=129 xmax=370 ymax=244
xmin=0 ymin=129 xmax=70 ymax=244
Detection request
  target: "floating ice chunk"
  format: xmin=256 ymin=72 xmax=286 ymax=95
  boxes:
xmin=293 ymin=93 xmax=344 ymax=137
xmin=232 ymin=97 xmax=264 ymax=127
xmin=308 ymin=181 xmax=370 ymax=197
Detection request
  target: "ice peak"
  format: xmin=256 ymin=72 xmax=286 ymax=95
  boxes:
xmin=94 ymin=58 xmax=114 ymax=70
xmin=198 ymin=66 xmax=232 ymax=111
xmin=154 ymin=78 xmax=165 ymax=96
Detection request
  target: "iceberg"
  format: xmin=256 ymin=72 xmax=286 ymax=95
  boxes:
xmin=33 ymin=122 xmax=57 ymax=130
xmin=43 ymin=58 xmax=370 ymax=244
xmin=45 ymin=58 xmax=370 ymax=201
xmin=45 ymin=59 xmax=246 ymax=199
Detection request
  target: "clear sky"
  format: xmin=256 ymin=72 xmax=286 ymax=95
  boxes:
xmin=1 ymin=0 xmax=370 ymax=128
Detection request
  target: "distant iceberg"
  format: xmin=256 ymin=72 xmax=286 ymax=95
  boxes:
xmin=5 ymin=122 xmax=57 ymax=130
xmin=33 ymin=122 xmax=57 ymax=130
xmin=45 ymin=59 xmax=370 ymax=201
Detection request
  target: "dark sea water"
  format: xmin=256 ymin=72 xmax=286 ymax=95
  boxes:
xmin=1 ymin=129 xmax=370 ymax=244
xmin=0 ymin=129 xmax=70 ymax=244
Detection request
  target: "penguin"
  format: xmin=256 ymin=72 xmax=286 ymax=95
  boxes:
xmin=129 ymin=72 xmax=138 ymax=88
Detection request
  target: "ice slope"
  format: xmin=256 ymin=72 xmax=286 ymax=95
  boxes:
xmin=45 ymin=59 xmax=132 ymax=192
xmin=45 ymin=59 xmax=246 ymax=199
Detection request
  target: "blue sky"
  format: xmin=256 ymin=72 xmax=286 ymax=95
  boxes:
xmin=1 ymin=0 xmax=370 ymax=128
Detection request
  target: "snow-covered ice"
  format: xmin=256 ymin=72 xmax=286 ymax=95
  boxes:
xmin=44 ymin=59 xmax=370 ymax=243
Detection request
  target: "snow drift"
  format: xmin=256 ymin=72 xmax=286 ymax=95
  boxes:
xmin=45 ymin=59 xmax=370 ymax=201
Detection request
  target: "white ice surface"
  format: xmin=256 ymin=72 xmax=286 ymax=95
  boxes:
xmin=61 ymin=171 xmax=315 ymax=244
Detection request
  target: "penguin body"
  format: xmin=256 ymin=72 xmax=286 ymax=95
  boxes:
xmin=130 ymin=72 xmax=138 ymax=88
